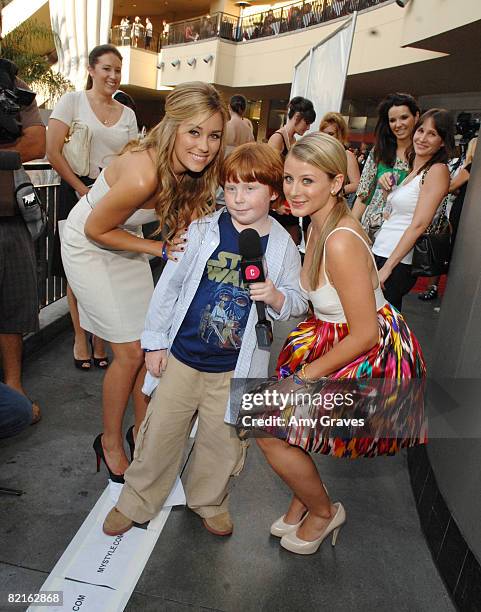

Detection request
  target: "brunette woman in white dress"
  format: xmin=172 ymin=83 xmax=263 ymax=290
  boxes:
xmin=61 ymin=82 xmax=229 ymax=481
xmin=47 ymin=45 xmax=138 ymax=371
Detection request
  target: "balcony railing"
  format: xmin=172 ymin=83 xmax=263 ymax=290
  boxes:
xmin=110 ymin=25 xmax=162 ymax=53
xmin=163 ymin=0 xmax=385 ymax=46
xmin=164 ymin=13 xmax=239 ymax=46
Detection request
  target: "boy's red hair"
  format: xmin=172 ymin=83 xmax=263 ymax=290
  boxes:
xmin=220 ymin=143 xmax=284 ymax=204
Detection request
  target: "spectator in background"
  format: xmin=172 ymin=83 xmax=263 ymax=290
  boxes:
xmin=357 ymin=142 xmax=369 ymax=171
xmin=288 ymin=6 xmax=303 ymax=31
xmin=352 ymin=93 xmax=420 ymax=241
xmin=47 ymin=45 xmax=138 ymax=373
xmin=302 ymin=2 xmax=317 ymax=27
xmin=162 ymin=20 xmax=170 ymax=44
xmin=449 ymin=136 xmax=476 ymax=246
xmin=261 ymin=10 xmax=276 ymax=37
xmin=132 ymin=16 xmax=144 ymax=47
xmin=319 ymin=112 xmax=360 ymax=204
xmin=224 ymin=94 xmax=254 ymax=156
xmin=200 ymin=15 xmax=216 ymax=39
xmin=120 ymin=17 xmax=130 ymax=45
xmin=0 ymin=383 xmax=40 ymax=439
xmin=0 ymin=52 xmax=45 ymax=423
xmin=372 ymin=109 xmax=455 ymax=311
xmin=185 ymin=23 xmax=198 ymax=42
xmin=418 ymin=136 xmax=477 ymax=301
xmin=145 ymin=18 xmax=153 ymax=49
xmin=268 ymin=96 xmax=316 ymax=244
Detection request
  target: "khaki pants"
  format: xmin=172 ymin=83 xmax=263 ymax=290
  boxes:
xmin=117 ymin=355 xmax=246 ymax=523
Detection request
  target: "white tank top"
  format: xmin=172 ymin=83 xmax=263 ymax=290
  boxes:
xmin=372 ymin=173 xmax=422 ymax=265
xmin=300 ymin=226 xmax=387 ymax=324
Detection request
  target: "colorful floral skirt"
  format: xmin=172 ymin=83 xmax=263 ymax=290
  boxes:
xmin=272 ymin=303 xmax=427 ymax=458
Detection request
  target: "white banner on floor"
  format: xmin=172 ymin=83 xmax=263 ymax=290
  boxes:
xmin=28 ymin=576 xmax=129 ymax=612
xmin=27 ymin=477 xmax=186 ymax=611
xmin=291 ymin=12 xmax=357 ymax=132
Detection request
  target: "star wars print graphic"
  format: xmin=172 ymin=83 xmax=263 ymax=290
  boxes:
xmin=199 ymin=255 xmax=250 ymax=350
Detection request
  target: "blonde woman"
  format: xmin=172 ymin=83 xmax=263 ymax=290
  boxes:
xmin=300 ymin=111 xmax=361 ymax=237
xmin=61 ymin=82 xmax=229 ymax=481
xmin=256 ymin=133 xmax=425 ymax=555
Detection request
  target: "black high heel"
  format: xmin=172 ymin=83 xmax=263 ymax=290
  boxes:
xmin=126 ymin=426 xmax=135 ymax=461
xmin=90 ymin=336 xmax=109 ymax=369
xmin=93 ymin=434 xmax=125 ymax=483
xmin=73 ymin=342 xmax=92 ymax=371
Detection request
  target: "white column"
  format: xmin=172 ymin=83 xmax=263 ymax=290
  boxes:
xmin=49 ymin=0 xmax=114 ymax=91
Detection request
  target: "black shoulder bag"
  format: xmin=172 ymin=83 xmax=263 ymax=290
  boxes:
xmin=411 ymin=169 xmax=452 ymax=277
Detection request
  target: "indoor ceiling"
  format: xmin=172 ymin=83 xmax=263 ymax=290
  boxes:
xmin=113 ymin=0 xmax=272 ymax=22
xmin=113 ymin=0 xmax=211 ymax=22
xmin=346 ymin=19 xmax=481 ymax=101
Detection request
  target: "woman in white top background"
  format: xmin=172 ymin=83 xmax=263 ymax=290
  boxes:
xmin=47 ymin=44 xmax=138 ymax=371
xmin=255 ymin=133 xmax=425 ymax=556
xmin=373 ymin=108 xmax=455 ymax=311
xmin=60 ymin=82 xmax=229 ymax=482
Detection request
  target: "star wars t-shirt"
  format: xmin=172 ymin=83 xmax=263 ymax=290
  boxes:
xmin=171 ymin=210 xmax=268 ymax=372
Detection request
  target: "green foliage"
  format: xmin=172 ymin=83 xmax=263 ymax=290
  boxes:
xmin=1 ymin=20 xmax=72 ymax=103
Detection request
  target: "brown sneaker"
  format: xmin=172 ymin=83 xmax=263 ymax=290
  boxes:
xmin=202 ymin=512 xmax=233 ymax=536
xmin=103 ymin=507 xmax=133 ymax=536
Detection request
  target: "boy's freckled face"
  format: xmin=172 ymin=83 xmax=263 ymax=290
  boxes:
xmin=224 ymin=179 xmax=273 ymax=227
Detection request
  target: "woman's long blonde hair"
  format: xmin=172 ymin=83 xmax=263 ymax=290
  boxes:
xmin=288 ymin=132 xmax=367 ymax=289
xmin=129 ymin=81 xmax=229 ymax=239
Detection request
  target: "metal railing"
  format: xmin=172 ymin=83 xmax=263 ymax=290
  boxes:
xmin=163 ymin=13 xmax=239 ymax=46
xmin=163 ymin=0 xmax=385 ymax=46
xmin=24 ymin=163 xmax=66 ymax=310
xmin=110 ymin=25 xmax=161 ymax=53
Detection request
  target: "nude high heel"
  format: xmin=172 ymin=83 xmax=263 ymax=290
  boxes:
xmin=270 ymin=512 xmax=308 ymax=537
xmin=280 ymin=502 xmax=346 ymax=555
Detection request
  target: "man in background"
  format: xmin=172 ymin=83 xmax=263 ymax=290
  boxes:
xmin=224 ymin=94 xmax=254 ymax=156
xmin=0 ymin=16 xmax=46 ymax=423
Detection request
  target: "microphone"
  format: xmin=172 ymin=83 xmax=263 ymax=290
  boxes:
xmin=239 ymin=228 xmax=273 ymax=349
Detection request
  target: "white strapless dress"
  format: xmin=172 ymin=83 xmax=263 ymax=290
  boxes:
xmin=61 ymin=170 xmax=158 ymax=342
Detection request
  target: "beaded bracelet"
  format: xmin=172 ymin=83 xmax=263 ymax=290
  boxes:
xmin=161 ymin=242 xmax=168 ymax=261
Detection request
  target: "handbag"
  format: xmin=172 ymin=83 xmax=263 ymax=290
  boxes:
xmin=13 ymin=166 xmax=46 ymax=241
xmin=411 ymin=169 xmax=452 ymax=277
xmin=63 ymin=120 xmax=91 ymax=177
xmin=62 ymin=93 xmax=91 ymax=176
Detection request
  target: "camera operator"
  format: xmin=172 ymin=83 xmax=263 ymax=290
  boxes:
xmin=0 ymin=19 xmax=45 ymax=427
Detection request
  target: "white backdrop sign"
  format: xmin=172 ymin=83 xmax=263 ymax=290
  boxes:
xmin=291 ymin=13 xmax=357 ymax=132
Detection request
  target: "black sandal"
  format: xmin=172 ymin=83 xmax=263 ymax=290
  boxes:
xmin=90 ymin=336 xmax=110 ymax=369
xmin=73 ymin=343 xmax=92 ymax=371
xmin=418 ymin=285 xmax=438 ymax=301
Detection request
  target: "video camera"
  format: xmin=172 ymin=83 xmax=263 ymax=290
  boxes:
xmin=0 ymin=58 xmax=36 ymax=144
xmin=455 ymin=112 xmax=480 ymax=146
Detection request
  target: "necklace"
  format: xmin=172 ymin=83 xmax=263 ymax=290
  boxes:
xmin=101 ymin=103 xmax=115 ymax=126
xmin=88 ymin=92 xmax=115 ymax=125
